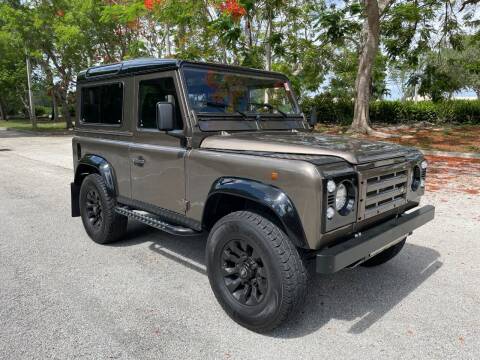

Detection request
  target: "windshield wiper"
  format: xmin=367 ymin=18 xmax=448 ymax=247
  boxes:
xmin=206 ymin=101 xmax=228 ymax=109
xmin=249 ymin=102 xmax=287 ymax=118
xmin=205 ymin=101 xmax=248 ymax=119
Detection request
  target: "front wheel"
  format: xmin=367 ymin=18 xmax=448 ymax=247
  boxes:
xmin=206 ymin=211 xmax=307 ymax=333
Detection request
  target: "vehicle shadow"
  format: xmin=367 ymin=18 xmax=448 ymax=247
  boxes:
xmin=114 ymin=221 xmax=442 ymax=338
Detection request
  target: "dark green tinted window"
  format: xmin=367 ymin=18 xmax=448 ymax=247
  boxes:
xmin=81 ymin=83 xmax=123 ymax=125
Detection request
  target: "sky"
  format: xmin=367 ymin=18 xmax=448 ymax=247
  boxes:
xmin=385 ymin=79 xmax=478 ymax=100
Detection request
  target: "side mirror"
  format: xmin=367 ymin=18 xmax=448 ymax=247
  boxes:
xmin=156 ymin=102 xmax=175 ymax=131
xmin=308 ymin=106 xmax=318 ymax=127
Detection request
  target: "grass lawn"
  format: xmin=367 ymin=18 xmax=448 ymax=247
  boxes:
xmin=315 ymin=123 xmax=480 ymax=153
xmin=0 ymin=119 xmax=71 ymax=132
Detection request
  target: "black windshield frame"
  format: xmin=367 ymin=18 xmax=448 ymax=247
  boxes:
xmin=180 ymin=65 xmax=302 ymax=119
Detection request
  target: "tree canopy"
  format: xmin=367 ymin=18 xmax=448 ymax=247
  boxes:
xmin=0 ymin=0 xmax=478 ymax=129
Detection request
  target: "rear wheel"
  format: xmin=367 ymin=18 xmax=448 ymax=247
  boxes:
xmin=79 ymin=174 xmax=127 ymax=244
xmin=206 ymin=211 xmax=307 ymax=333
xmin=361 ymin=238 xmax=406 ymax=267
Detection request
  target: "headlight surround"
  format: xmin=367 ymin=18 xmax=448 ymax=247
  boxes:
xmin=411 ymin=165 xmax=421 ymax=191
xmin=335 ymin=180 xmax=356 ymax=216
xmin=323 ymin=175 xmax=357 ymax=231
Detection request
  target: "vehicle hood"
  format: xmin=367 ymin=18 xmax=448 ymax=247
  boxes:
xmin=200 ymin=131 xmax=415 ymax=164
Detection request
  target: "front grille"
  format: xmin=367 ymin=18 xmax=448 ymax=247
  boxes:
xmin=359 ymin=165 xmax=408 ymax=220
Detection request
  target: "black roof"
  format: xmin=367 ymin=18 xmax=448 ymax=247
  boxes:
xmin=76 ymin=58 xmax=287 ymax=83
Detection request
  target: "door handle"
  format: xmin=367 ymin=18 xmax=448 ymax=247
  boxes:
xmin=133 ymin=156 xmax=145 ymax=167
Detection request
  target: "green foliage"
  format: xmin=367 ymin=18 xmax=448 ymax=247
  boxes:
xmin=302 ymin=98 xmax=480 ymax=125
xmin=34 ymin=106 xmax=49 ymax=116
xmin=411 ymin=35 xmax=480 ymax=101
xmin=0 ymin=12 xmax=28 ymax=116
xmin=327 ymin=51 xmax=389 ymax=101
xmin=0 ymin=0 xmax=479 ymax=122
xmin=301 ymin=94 xmax=354 ymax=125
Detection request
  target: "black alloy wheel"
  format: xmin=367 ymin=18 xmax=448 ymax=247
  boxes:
xmin=79 ymin=174 xmax=127 ymax=244
xmin=206 ymin=211 xmax=307 ymax=333
xmin=85 ymin=188 xmax=103 ymax=230
xmin=221 ymin=238 xmax=268 ymax=306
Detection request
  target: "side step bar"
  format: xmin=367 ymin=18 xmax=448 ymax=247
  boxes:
xmin=115 ymin=206 xmax=199 ymax=236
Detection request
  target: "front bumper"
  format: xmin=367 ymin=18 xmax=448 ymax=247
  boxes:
xmin=316 ymin=205 xmax=435 ymax=273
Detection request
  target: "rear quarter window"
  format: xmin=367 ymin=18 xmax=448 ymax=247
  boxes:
xmin=80 ymin=83 xmax=123 ymax=125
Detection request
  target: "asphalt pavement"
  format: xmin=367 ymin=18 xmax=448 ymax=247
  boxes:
xmin=0 ymin=129 xmax=479 ymax=359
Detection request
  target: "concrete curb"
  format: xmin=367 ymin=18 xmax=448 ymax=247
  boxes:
xmin=421 ymin=150 xmax=480 ymax=159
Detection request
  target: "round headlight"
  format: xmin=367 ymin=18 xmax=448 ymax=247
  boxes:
xmin=421 ymin=160 xmax=428 ymax=169
xmin=335 ymin=183 xmax=347 ymax=211
xmin=327 ymin=180 xmax=336 ymax=193
xmin=326 ymin=206 xmax=335 ymax=220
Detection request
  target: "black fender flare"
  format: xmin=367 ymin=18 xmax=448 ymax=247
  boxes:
xmin=74 ymin=154 xmax=117 ymax=197
xmin=203 ymin=177 xmax=308 ymax=248
xmin=71 ymin=155 xmax=117 ymax=217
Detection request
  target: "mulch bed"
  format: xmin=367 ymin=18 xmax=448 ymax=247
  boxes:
xmin=424 ymin=155 xmax=480 ymax=195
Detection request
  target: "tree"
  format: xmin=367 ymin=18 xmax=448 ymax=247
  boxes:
xmin=0 ymin=20 xmax=29 ymax=120
xmin=350 ymin=0 xmax=392 ymax=134
xmin=412 ymin=35 xmax=480 ymax=100
xmin=319 ymin=0 xmax=460 ymax=133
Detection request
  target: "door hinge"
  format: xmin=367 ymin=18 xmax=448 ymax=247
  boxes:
xmin=186 ymin=136 xmax=193 ymax=149
xmin=183 ymin=199 xmax=191 ymax=213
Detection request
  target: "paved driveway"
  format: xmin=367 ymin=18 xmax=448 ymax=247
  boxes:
xmin=0 ymin=130 xmax=479 ymax=359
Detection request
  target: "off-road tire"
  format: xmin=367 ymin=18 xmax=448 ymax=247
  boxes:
xmin=79 ymin=174 xmax=127 ymax=244
xmin=206 ymin=211 xmax=307 ymax=333
xmin=361 ymin=238 xmax=406 ymax=267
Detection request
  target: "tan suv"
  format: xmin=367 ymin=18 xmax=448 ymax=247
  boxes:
xmin=71 ymin=58 xmax=435 ymax=332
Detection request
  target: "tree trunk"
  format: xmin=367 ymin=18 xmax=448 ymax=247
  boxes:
xmin=62 ymin=101 xmax=73 ymax=129
xmin=52 ymin=89 xmax=59 ymax=121
xmin=264 ymin=10 xmax=273 ymax=104
xmin=19 ymin=93 xmax=31 ymax=120
xmin=0 ymin=98 xmax=6 ymax=121
xmin=165 ymin=24 xmax=172 ymax=57
xmin=265 ymin=10 xmax=273 ymax=72
xmin=25 ymin=54 xmax=37 ymax=129
xmin=59 ymin=89 xmax=73 ymax=129
xmin=350 ymin=0 xmax=384 ymax=134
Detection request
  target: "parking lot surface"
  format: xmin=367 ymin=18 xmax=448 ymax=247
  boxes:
xmin=1 ymin=130 xmax=479 ymax=359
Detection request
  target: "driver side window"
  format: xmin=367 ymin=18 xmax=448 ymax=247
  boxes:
xmin=138 ymin=77 xmax=183 ymax=130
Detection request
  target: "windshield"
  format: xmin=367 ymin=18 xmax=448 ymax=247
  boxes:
xmin=183 ymin=67 xmax=300 ymax=116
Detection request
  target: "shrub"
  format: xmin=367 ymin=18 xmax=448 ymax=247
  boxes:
xmin=300 ymin=97 xmax=480 ymax=125
xmin=34 ymin=106 xmax=49 ymax=116
xmin=301 ymin=94 xmax=353 ymax=125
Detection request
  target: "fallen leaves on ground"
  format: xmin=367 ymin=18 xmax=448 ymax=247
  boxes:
xmin=315 ymin=124 xmax=480 ymax=154
xmin=425 ymin=155 xmax=480 ymax=195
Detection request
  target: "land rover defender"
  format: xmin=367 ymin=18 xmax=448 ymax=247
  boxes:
xmin=71 ymin=58 xmax=435 ymax=332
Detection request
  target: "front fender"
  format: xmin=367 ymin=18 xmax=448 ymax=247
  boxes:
xmin=205 ymin=177 xmax=308 ymax=248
